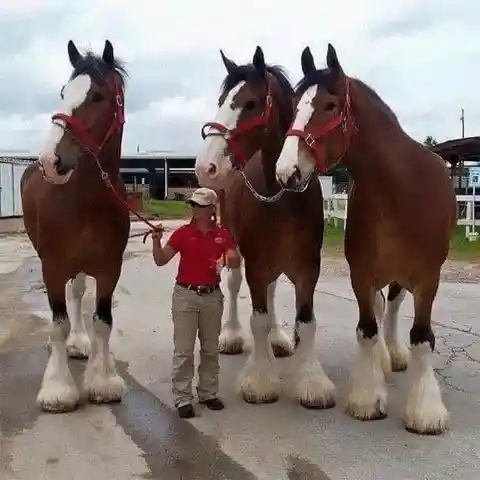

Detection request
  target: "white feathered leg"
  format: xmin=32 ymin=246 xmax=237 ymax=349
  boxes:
xmin=239 ymin=310 xmax=280 ymax=403
xmin=219 ymin=267 xmax=245 ymax=354
xmin=83 ymin=319 xmax=126 ymax=404
xmin=292 ymin=318 xmax=336 ymax=409
xmin=65 ymin=273 xmax=91 ymax=359
xmin=37 ymin=317 xmax=80 ymax=412
xmin=404 ymin=342 xmax=449 ymax=434
xmin=267 ymin=280 xmax=294 ymax=357
xmin=384 ymin=286 xmax=410 ymax=372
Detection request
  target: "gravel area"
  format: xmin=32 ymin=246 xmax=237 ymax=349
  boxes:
xmin=321 ymin=255 xmax=480 ymax=284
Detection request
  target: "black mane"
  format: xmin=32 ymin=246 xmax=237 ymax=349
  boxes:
xmin=220 ymin=63 xmax=294 ymax=101
xmin=296 ymin=69 xmax=398 ymax=123
xmin=70 ymin=50 xmax=128 ymax=87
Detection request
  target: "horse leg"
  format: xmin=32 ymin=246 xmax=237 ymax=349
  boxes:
xmin=65 ymin=272 xmax=91 ymax=359
xmin=239 ymin=271 xmax=280 ymax=404
xmin=383 ymin=282 xmax=410 ymax=372
xmin=373 ymin=289 xmax=393 ymax=375
xmin=404 ymin=277 xmax=449 ymax=434
xmin=290 ymin=277 xmax=336 ymax=409
xmin=267 ymin=280 xmax=294 ymax=358
xmin=219 ymin=267 xmax=245 ymax=354
xmin=346 ymin=274 xmax=391 ymax=420
xmin=83 ymin=272 xmax=127 ymax=404
xmin=37 ymin=266 xmax=79 ymax=412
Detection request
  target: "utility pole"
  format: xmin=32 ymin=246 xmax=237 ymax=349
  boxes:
xmin=460 ymin=108 xmax=465 ymax=138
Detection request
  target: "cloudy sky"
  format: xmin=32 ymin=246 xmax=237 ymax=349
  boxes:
xmin=0 ymin=0 xmax=478 ymax=155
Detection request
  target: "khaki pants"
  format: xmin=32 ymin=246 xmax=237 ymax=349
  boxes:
xmin=171 ymin=283 xmax=224 ymax=408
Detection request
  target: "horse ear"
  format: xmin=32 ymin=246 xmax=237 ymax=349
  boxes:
xmin=102 ymin=40 xmax=115 ymax=66
xmin=301 ymin=47 xmax=316 ymax=76
xmin=67 ymin=40 xmax=82 ymax=67
xmin=326 ymin=43 xmax=343 ymax=78
xmin=252 ymin=46 xmax=266 ymax=76
xmin=220 ymin=49 xmax=237 ymax=74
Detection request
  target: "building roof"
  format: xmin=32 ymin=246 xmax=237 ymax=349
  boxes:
xmin=431 ymin=136 xmax=480 ymax=159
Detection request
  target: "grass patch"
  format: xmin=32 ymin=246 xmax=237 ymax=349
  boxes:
xmin=322 ymin=222 xmax=480 ymax=262
xmin=141 ymin=202 xmax=480 ymax=263
xmin=143 ymin=199 xmax=190 ymax=219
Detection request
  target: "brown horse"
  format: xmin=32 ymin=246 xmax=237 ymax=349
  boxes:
xmin=345 ymin=179 xmax=411 ymax=374
xmin=276 ymin=44 xmax=457 ymax=434
xmin=195 ymin=47 xmax=336 ymax=409
xmin=20 ymin=39 xmax=130 ymax=413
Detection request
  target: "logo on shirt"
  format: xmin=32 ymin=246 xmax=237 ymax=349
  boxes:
xmin=214 ymin=235 xmax=225 ymax=245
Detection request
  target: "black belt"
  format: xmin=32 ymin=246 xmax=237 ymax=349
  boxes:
xmin=177 ymin=282 xmax=220 ymax=295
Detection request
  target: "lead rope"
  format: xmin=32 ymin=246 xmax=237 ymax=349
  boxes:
xmin=216 ymin=189 xmax=227 ymax=269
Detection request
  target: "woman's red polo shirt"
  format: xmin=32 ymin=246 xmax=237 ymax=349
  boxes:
xmin=166 ymin=221 xmax=236 ymax=287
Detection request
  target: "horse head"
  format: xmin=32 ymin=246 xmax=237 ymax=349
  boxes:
xmin=276 ymin=44 xmax=356 ymax=189
xmin=38 ymin=39 xmax=127 ymax=184
xmin=195 ymin=46 xmax=294 ymax=190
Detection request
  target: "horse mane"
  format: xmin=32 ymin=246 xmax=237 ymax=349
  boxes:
xmin=220 ymin=63 xmax=295 ymax=104
xmin=70 ymin=50 xmax=128 ymax=88
xmin=296 ymin=69 xmax=399 ymax=125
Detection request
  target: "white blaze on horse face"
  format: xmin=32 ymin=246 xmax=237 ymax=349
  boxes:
xmin=38 ymin=74 xmax=91 ymax=183
xmin=276 ymin=85 xmax=318 ymax=185
xmin=195 ymin=81 xmax=246 ymax=189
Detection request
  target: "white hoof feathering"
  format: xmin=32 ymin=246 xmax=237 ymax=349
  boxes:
xmin=404 ymin=342 xmax=450 ymax=434
xmin=239 ymin=311 xmax=280 ymax=404
xmin=384 ymin=288 xmax=410 ymax=372
xmin=84 ymin=321 xmax=127 ymax=404
xmin=66 ymin=332 xmax=91 ymax=359
xmin=346 ymin=332 xmax=388 ymax=420
xmin=221 ymin=267 xmax=245 ymax=354
xmin=219 ymin=324 xmax=245 ymax=354
xmin=293 ymin=321 xmax=336 ymax=409
xmin=269 ymin=326 xmax=294 ymax=358
xmin=38 ymin=322 xmax=80 ymax=413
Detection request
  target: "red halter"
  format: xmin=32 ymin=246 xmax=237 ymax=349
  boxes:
xmin=51 ymin=77 xmax=125 ymax=158
xmin=200 ymin=81 xmax=274 ymax=169
xmin=285 ymin=78 xmax=357 ymax=173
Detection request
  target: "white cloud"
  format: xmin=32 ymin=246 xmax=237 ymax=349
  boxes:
xmin=0 ymin=0 xmax=478 ymax=154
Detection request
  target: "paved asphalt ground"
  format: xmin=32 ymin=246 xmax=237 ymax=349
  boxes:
xmin=0 ymin=220 xmax=479 ymax=479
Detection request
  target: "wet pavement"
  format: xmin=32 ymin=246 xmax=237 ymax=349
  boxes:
xmin=0 ymin=222 xmax=479 ymax=479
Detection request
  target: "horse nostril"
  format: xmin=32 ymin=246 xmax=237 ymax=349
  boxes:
xmin=55 ymin=155 xmax=70 ymax=176
xmin=207 ymin=163 xmax=217 ymax=176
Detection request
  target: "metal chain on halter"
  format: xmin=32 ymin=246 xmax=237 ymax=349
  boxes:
xmin=239 ymin=168 xmax=314 ymax=203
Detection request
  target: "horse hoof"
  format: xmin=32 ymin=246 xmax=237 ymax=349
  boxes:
xmin=269 ymin=329 xmax=294 ymax=358
xmin=272 ymin=344 xmax=294 ymax=358
xmin=346 ymin=398 xmax=387 ymax=421
xmin=85 ymin=375 xmax=127 ymax=404
xmin=219 ymin=330 xmax=244 ymax=355
xmin=66 ymin=333 xmax=91 ymax=360
xmin=301 ymin=397 xmax=336 ymax=410
xmin=243 ymin=393 xmax=279 ymax=405
xmin=37 ymin=387 xmax=80 ymax=413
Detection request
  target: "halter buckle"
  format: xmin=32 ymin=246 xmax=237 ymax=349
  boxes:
xmin=305 ymin=134 xmax=316 ymax=147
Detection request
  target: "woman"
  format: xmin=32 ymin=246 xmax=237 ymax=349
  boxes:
xmin=152 ymin=187 xmax=241 ymax=418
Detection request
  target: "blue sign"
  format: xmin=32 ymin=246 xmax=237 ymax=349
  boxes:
xmin=469 ymin=167 xmax=480 ymax=188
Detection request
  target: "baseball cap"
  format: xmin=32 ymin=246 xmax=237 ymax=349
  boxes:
xmin=186 ymin=187 xmax=218 ymax=207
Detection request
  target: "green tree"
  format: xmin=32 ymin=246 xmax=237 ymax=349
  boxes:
xmin=423 ymin=135 xmax=438 ymax=147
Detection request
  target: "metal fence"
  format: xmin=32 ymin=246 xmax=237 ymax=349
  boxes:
xmin=0 ymin=158 xmax=33 ymax=218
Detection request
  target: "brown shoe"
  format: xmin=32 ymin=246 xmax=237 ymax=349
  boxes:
xmin=199 ymin=398 xmax=224 ymax=410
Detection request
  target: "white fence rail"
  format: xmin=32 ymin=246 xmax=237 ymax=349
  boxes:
xmin=324 ymin=194 xmax=480 ymax=239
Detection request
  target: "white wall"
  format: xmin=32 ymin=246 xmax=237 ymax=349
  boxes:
xmin=318 ymin=176 xmax=333 ymax=199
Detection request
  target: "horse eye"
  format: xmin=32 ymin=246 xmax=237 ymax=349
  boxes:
xmin=92 ymin=92 xmax=104 ymax=103
xmin=244 ymin=100 xmax=256 ymax=111
xmin=325 ymin=102 xmax=336 ymax=111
